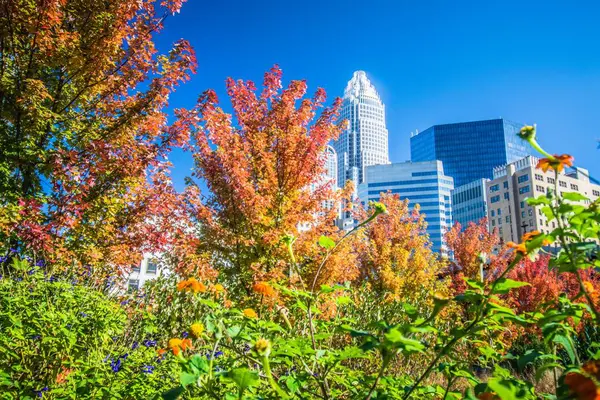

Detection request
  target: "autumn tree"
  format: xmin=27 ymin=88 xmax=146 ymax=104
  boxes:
xmin=355 ymin=192 xmax=446 ymax=303
xmin=0 ymin=0 xmax=196 ymax=276
xmin=183 ymin=66 xmax=348 ymax=289
xmin=505 ymin=255 xmax=560 ymax=313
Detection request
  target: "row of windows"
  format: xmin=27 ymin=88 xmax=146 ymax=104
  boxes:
xmin=131 ymin=260 xmax=158 ymax=274
xmin=519 ymin=185 xmax=530 ymax=194
xmin=412 ymin=171 xmax=439 ymax=177
xmin=369 ymin=178 xmax=440 ymax=188
xmin=368 ymin=186 xmax=442 ymax=195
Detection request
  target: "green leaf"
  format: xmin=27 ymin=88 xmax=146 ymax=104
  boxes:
xmin=553 ymin=334 xmax=576 ymax=364
xmin=492 ymin=278 xmax=530 ymax=294
xmin=162 ymin=386 xmax=185 ymax=400
xmin=487 ymin=379 xmax=517 ymax=400
xmin=318 ymin=236 xmax=335 ymax=250
xmin=562 ymin=192 xmax=589 ymax=202
xmin=180 ymin=372 xmax=199 ymax=387
xmin=189 ymin=354 xmax=209 ymax=374
xmin=384 ymin=328 xmax=425 ymax=353
xmin=227 ymin=368 xmax=259 ymax=390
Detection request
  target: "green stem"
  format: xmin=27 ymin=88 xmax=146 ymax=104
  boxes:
xmin=528 ymin=138 xmax=554 ymax=159
xmin=365 ymin=355 xmax=393 ymax=400
xmin=261 ymin=355 xmax=289 ymax=399
xmin=402 ymin=255 xmax=522 ymax=400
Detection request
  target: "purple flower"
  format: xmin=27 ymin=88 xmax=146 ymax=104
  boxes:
xmin=0 ymin=256 xmax=7 ymax=263
xmin=142 ymin=365 xmax=155 ymax=374
xmin=120 ymin=353 xmax=129 ymax=360
xmin=131 ymin=341 xmax=139 ymax=350
xmin=120 ymin=299 xmax=129 ymax=306
xmin=9 ymin=248 xmax=17 ymax=253
xmin=103 ymin=354 xmax=112 ymax=363
xmin=110 ymin=359 xmax=122 ymax=373
xmin=34 ymin=387 xmax=49 ymax=398
xmin=28 ymin=268 xmax=36 ymax=275
xmin=182 ymin=331 xmax=189 ymax=338
xmin=30 ymin=334 xmax=41 ymax=340
xmin=35 ymin=259 xmax=45 ymax=267
xmin=79 ymin=312 xmax=88 ymax=318
xmin=143 ymin=339 xmax=157 ymax=347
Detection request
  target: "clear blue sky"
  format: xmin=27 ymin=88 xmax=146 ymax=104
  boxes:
xmin=156 ymin=0 xmax=600 ymax=191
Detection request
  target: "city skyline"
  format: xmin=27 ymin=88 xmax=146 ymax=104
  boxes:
xmin=159 ymin=1 xmax=600 ymax=193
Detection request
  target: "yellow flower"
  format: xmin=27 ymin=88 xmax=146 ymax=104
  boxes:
xmin=536 ymin=154 xmax=574 ymax=173
xmin=507 ymin=241 xmax=527 ymax=255
xmin=254 ymin=338 xmax=271 ymax=357
xmin=168 ymin=338 xmax=183 ymax=355
xmin=190 ymin=323 xmax=204 ymax=339
xmin=213 ymin=283 xmax=225 ymax=294
xmin=177 ymin=278 xmax=207 ymax=293
xmin=243 ymin=308 xmax=257 ymax=319
xmin=252 ymin=282 xmax=275 ymax=297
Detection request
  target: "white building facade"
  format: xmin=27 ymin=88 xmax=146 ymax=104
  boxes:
xmin=358 ymin=160 xmax=454 ymax=253
xmin=334 ymin=71 xmax=390 ymax=188
xmin=485 ymin=156 xmax=600 ymax=244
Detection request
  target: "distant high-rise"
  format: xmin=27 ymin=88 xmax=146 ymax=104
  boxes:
xmin=358 ymin=161 xmax=454 ymax=253
xmin=334 ymin=71 xmax=389 ymax=188
xmin=323 ymin=145 xmax=337 ymax=187
xmin=410 ymin=118 xmax=532 ymax=187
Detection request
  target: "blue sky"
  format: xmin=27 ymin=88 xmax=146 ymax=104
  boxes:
xmin=156 ymin=0 xmax=600 ymax=191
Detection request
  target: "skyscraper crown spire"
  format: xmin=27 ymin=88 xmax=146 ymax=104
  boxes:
xmin=343 ymin=70 xmax=381 ymax=102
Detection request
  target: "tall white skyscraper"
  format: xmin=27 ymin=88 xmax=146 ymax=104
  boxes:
xmin=334 ymin=71 xmax=390 ymax=188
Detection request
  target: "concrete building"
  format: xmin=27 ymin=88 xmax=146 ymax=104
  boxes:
xmin=485 ymin=155 xmax=600 ymax=243
xmin=358 ymin=160 xmax=454 ymax=253
xmin=452 ymin=179 xmax=489 ymax=228
xmin=126 ymin=254 xmax=166 ymax=291
xmin=333 ymin=71 xmax=389 ymax=188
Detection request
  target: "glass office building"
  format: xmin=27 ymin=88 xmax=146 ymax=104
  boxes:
xmin=451 ymin=178 xmax=488 ymax=229
xmin=358 ymin=160 xmax=453 ymax=253
xmin=334 ymin=71 xmax=389 ymax=188
xmin=410 ymin=118 xmax=532 ymax=187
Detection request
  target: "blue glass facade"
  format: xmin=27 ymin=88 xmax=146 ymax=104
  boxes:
xmin=410 ymin=119 xmax=533 ymax=187
xmin=358 ymin=161 xmax=454 ymax=253
xmin=452 ymin=179 xmax=488 ymax=229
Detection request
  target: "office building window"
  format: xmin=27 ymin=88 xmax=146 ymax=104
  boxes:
xmin=547 ymin=177 xmax=555 ymax=184
xmin=593 ymin=190 xmax=600 ymax=197
xmin=132 ymin=264 xmax=140 ymax=273
xmin=491 ymin=210 xmax=495 ymax=217
xmin=520 ymin=201 xmax=525 ymax=209
xmin=503 ymin=181 xmax=509 ymax=189
xmin=490 ymin=184 xmax=499 ymax=192
xmin=497 ymin=209 xmax=501 ymax=216
xmin=570 ymin=184 xmax=579 ymax=191
xmin=517 ymin=174 xmax=529 ymax=183
xmin=491 ymin=195 xmax=500 ymax=203
xmin=535 ymin=174 xmax=543 ymax=181
xmin=536 ymin=185 xmax=545 ymax=192
xmin=504 ymin=192 xmax=510 ymax=200
xmin=128 ymin=279 xmax=140 ymax=293
xmin=505 ymin=216 xmax=510 ymax=223
xmin=519 ymin=185 xmax=530 ymax=194
xmin=559 ymin=181 xmax=567 ymax=188
xmin=146 ymin=259 xmax=158 ymax=274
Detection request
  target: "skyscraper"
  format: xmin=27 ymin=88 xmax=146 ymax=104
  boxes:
xmin=358 ymin=161 xmax=454 ymax=253
xmin=334 ymin=71 xmax=389 ymax=188
xmin=410 ymin=118 xmax=532 ymax=187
